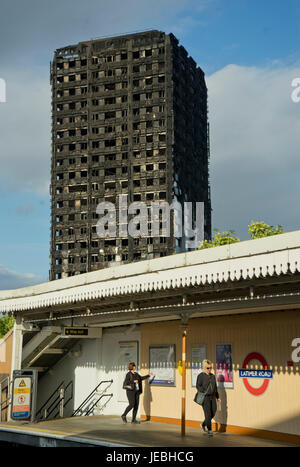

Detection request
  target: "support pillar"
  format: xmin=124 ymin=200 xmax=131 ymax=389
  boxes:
xmin=180 ymin=305 xmax=192 ymax=437
xmin=9 ymin=315 xmax=24 ymax=422
xmin=10 ymin=315 xmax=24 ymax=377
xmin=181 ymin=323 xmax=187 ymax=437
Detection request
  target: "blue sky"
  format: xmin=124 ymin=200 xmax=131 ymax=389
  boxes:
xmin=0 ymin=0 xmax=299 ymax=289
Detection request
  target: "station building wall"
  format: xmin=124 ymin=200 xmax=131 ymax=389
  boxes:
xmin=0 ymin=329 xmax=13 ymax=377
xmin=139 ymin=310 xmax=300 ymax=441
xmin=34 ymin=310 xmax=300 ymax=443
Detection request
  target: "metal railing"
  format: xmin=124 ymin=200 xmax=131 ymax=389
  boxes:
xmin=36 ymin=380 xmax=73 ymax=420
xmin=72 ymin=379 xmax=113 ymax=417
xmin=84 ymin=393 xmax=113 ymax=416
xmin=36 ymin=380 xmax=64 ymax=420
xmin=53 ymin=380 xmax=74 ymax=419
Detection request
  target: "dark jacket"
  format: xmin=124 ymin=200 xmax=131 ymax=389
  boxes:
xmin=123 ymin=371 xmax=150 ymax=394
xmin=196 ymin=372 xmax=219 ymax=399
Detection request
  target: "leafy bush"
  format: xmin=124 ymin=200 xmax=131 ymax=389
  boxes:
xmin=0 ymin=315 xmax=15 ymax=338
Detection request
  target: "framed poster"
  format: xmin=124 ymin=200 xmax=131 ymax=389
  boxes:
xmin=118 ymin=341 xmax=139 ymax=369
xmin=117 ymin=341 xmax=139 ymax=402
xmin=191 ymin=344 xmax=207 ymax=387
xmin=149 ymin=345 xmax=175 ymax=386
xmin=216 ymin=343 xmax=233 ymax=389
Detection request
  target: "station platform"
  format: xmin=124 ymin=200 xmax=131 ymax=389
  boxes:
xmin=0 ymin=416 xmax=297 ymax=447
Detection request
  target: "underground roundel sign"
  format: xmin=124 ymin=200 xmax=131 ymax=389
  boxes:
xmin=239 ymin=352 xmax=273 ymax=396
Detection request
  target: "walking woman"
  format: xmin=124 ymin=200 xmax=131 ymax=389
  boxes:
xmin=196 ymin=359 xmax=221 ymax=437
xmin=121 ymin=362 xmax=151 ymax=424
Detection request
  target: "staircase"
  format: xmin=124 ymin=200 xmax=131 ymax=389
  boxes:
xmin=22 ymin=326 xmax=62 ymax=371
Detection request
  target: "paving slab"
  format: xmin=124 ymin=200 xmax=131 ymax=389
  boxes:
xmin=0 ymin=416 xmax=297 ymax=447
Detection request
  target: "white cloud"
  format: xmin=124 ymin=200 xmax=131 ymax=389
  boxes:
xmin=206 ymin=64 xmax=300 ymax=238
xmin=0 ymin=264 xmax=45 ymax=290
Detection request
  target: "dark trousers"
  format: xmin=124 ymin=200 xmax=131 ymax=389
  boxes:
xmin=122 ymin=390 xmax=140 ymax=421
xmin=202 ymin=396 xmax=217 ymax=431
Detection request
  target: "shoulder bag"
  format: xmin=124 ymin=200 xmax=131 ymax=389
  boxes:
xmin=194 ymin=379 xmax=210 ymax=405
xmin=123 ymin=372 xmax=134 ymax=390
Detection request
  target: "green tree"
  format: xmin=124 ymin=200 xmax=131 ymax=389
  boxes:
xmin=0 ymin=315 xmax=15 ymax=338
xmin=198 ymin=221 xmax=284 ymax=250
xmin=199 ymin=228 xmax=240 ymax=249
xmin=248 ymin=221 xmax=283 ymax=239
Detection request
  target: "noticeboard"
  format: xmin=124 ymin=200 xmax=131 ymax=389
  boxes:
xmin=149 ymin=345 xmax=175 ymax=386
xmin=117 ymin=341 xmax=139 ymax=402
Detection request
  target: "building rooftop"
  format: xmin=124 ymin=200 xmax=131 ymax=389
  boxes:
xmin=0 ymin=230 xmax=299 ymax=315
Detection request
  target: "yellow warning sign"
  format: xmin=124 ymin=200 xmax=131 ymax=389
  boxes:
xmin=12 ymin=376 xmax=32 ymax=420
xmin=14 ymin=388 xmax=30 ymax=394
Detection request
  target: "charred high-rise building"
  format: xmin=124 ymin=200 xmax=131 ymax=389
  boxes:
xmin=50 ymin=30 xmax=211 ymax=280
